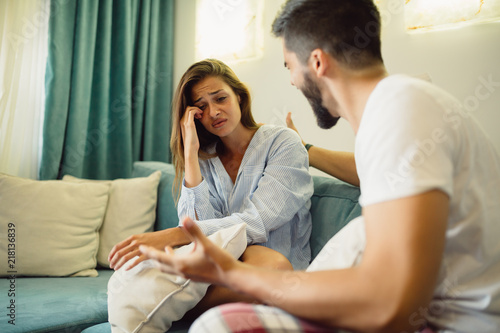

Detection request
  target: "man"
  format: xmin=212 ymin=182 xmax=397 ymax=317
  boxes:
xmin=140 ymin=0 xmax=500 ymax=332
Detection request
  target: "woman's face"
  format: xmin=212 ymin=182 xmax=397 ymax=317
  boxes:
xmin=190 ymin=76 xmax=242 ymax=138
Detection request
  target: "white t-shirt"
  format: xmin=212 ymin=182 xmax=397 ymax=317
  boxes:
xmin=355 ymin=74 xmax=500 ymax=332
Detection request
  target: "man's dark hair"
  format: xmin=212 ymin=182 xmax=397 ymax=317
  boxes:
xmin=272 ymin=0 xmax=383 ymax=69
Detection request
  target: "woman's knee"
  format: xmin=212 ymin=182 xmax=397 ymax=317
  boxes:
xmin=240 ymin=245 xmax=293 ymax=271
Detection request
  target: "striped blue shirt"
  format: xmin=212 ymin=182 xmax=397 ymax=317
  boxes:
xmin=177 ymin=125 xmax=313 ymax=270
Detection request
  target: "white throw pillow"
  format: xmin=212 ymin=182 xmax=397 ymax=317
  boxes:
xmin=108 ymin=223 xmax=247 ymax=333
xmin=306 ymin=216 xmax=366 ymax=272
xmin=0 ymin=173 xmax=109 ymax=277
xmin=63 ymin=171 xmax=161 ymax=267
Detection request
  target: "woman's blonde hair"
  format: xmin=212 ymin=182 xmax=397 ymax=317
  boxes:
xmin=170 ymin=59 xmax=258 ymax=202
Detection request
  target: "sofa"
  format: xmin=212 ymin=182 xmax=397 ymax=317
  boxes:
xmin=0 ymin=161 xmax=361 ymax=333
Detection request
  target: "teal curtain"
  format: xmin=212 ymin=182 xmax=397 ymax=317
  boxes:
xmin=40 ymin=0 xmax=174 ymax=180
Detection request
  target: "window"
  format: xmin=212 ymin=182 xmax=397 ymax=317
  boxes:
xmin=195 ymin=0 xmax=264 ymax=63
xmin=0 ymin=0 xmax=49 ymax=179
xmin=405 ymin=0 xmax=500 ymax=32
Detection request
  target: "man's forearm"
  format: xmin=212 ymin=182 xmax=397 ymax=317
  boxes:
xmin=308 ymin=147 xmax=359 ymax=186
xmin=224 ymin=263 xmax=390 ymax=331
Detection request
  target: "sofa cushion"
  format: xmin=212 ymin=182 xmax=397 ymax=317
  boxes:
xmin=0 ymin=173 xmax=109 ymax=277
xmin=131 ymin=161 xmax=179 ymax=231
xmin=0 ymin=269 xmax=113 ymax=333
xmin=310 ymin=176 xmax=362 ymax=259
xmin=62 ymin=171 xmax=162 ymax=267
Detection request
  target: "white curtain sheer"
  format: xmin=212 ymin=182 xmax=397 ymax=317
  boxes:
xmin=0 ymin=0 xmax=49 ymax=179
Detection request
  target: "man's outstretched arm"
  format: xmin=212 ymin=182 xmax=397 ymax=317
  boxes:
xmin=286 ymin=112 xmax=359 ymax=186
xmin=141 ymin=190 xmax=448 ymax=332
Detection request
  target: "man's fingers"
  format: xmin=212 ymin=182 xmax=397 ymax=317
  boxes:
xmin=139 ymin=246 xmax=178 ymax=274
xmin=182 ymin=217 xmax=211 ymax=248
xmin=154 ymin=262 xmax=178 ymax=275
xmin=286 ymin=112 xmax=298 ymax=132
xmin=286 ymin=112 xmax=294 ymax=127
xmin=140 ymin=245 xmax=172 ymax=264
xmin=286 ymin=112 xmax=299 ymax=133
xmin=139 ymin=245 xmax=159 ymax=259
xmin=285 ymin=112 xmax=306 ymax=145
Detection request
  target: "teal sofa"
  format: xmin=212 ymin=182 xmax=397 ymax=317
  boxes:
xmin=0 ymin=161 xmax=361 ymax=333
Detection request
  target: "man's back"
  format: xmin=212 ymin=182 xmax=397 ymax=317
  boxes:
xmin=355 ymin=74 xmax=500 ymax=331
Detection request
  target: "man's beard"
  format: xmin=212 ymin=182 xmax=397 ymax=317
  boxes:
xmin=301 ymin=73 xmax=340 ymax=129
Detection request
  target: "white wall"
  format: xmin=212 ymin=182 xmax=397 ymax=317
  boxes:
xmin=173 ymin=0 xmax=500 ymax=177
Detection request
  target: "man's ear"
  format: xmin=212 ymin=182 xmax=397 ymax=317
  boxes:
xmin=309 ymin=49 xmax=329 ymax=78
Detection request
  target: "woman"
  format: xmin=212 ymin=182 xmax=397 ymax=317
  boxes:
xmin=108 ymin=59 xmax=313 ymax=310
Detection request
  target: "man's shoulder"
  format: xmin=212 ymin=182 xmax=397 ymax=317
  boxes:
xmin=375 ymin=74 xmax=456 ymax=104
xmin=364 ymin=74 xmax=460 ymax=127
xmin=357 ymin=74 xmax=461 ymax=160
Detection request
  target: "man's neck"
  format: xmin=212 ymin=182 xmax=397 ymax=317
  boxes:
xmin=328 ymin=65 xmax=388 ymax=134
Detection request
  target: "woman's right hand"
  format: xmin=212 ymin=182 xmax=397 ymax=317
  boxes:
xmin=181 ymin=107 xmax=203 ymax=157
xmin=181 ymin=107 xmax=204 ymax=188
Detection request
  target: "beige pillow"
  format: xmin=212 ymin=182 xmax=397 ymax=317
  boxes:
xmin=62 ymin=171 xmax=161 ymax=267
xmin=108 ymin=223 xmax=247 ymax=333
xmin=0 ymin=173 xmax=109 ymax=277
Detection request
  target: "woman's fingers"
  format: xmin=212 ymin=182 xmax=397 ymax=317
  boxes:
xmin=108 ymin=239 xmax=132 ymax=268
xmin=112 ymin=249 xmax=141 ymax=270
xmin=109 ymin=236 xmax=144 ymax=270
xmin=108 ymin=239 xmax=127 ymax=262
xmin=182 ymin=107 xmax=202 ymax=126
xmin=193 ymin=109 xmax=203 ymax=119
xmin=123 ymin=254 xmax=148 ymax=271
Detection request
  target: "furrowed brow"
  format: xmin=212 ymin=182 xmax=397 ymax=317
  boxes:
xmin=193 ymin=89 xmax=223 ymax=104
xmin=209 ymin=89 xmax=223 ymax=96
